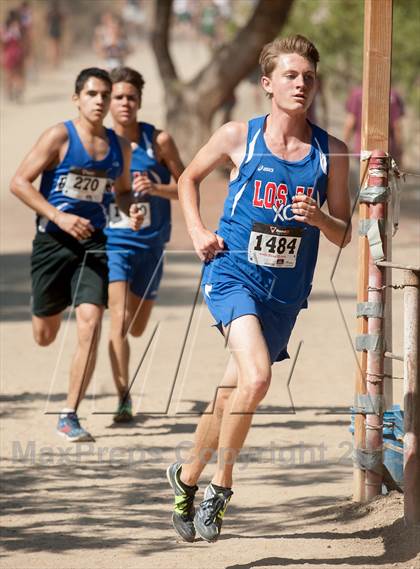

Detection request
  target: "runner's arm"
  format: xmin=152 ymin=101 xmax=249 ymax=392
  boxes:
xmin=321 ymin=137 xmax=352 ymax=247
xmin=291 ymin=137 xmax=351 ymax=248
xmin=114 ymin=135 xmax=143 ymax=229
xmin=140 ymin=130 xmax=185 ymax=200
xmin=10 ymin=124 xmax=94 ymax=239
xmin=178 ymin=121 xmax=247 ymax=261
xmin=10 ymin=124 xmax=68 ymax=221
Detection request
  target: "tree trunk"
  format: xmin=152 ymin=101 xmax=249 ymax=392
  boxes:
xmin=165 ymin=90 xmax=213 ymax=160
xmin=151 ymin=0 xmax=294 ymax=161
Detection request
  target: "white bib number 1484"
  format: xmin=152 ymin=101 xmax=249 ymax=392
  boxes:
xmin=248 ymin=223 xmax=302 ymax=268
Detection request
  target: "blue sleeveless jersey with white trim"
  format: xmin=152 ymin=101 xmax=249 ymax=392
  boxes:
xmin=104 ymin=122 xmax=171 ymax=249
xmin=37 ymin=120 xmax=123 ymax=232
xmin=203 ymin=115 xmax=329 ymax=314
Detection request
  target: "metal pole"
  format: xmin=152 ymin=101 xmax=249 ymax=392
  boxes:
xmin=404 ymin=269 xmax=420 ymax=526
xmin=365 ymin=152 xmax=388 ymax=500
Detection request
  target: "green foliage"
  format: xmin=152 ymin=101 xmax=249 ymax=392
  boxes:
xmin=392 ymin=0 xmax=420 ymax=103
xmin=283 ymin=0 xmax=420 ymax=107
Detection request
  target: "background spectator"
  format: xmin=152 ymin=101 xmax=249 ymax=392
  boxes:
xmin=343 ymin=85 xmax=405 ymax=165
xmin=1 ymin=9 xmax=25 ymax=102
xmin=46 ymin=0 xmax=65 ymax=68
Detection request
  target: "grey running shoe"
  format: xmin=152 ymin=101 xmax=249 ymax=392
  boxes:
xmin=166 ymin=463 xmax=198 ymax=542
xmin=194 ymin=483 xmax=233 ymax=542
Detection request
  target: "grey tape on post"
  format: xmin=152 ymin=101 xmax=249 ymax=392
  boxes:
xmin=353 ymin=393 xmax=384 ymax=414
xmin=357 ymin=302 xmax=384 ymax=319
xmin=353 ymin=448 xmax=383 ymax=473
xmin=367 ymin=220 xmax=385 ymax=262
xmin=355 ymin=334 xmax=383 ymax=352
xmin=359 ymin=185 xmax=390 ymax=204
xmin=358 ymin=218 xmax=385 ymax=236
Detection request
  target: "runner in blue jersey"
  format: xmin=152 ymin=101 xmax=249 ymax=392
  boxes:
xmin=167 ymin=35 xmax=352 ymax=542
xmin=10 ymin=67 xmax=143 ymax=442
xmin=105 ymin=67 xmax=184 ymax=422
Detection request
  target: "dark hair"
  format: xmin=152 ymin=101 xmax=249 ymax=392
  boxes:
xmin=7 ymin=9 xmax=21 ymax=27
xmin=109 ymin=67 xmax=145 ymax=98
xmin=259 ymin=34 xmax=320 ymax=78
xmin=74 ymin=68 xmax=112 ymax=95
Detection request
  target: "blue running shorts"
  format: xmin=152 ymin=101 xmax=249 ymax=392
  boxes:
xmin=107 ymin=246 xmax=164 ymax=300
xmin=202 ymin=279 xmax=299 ymax=363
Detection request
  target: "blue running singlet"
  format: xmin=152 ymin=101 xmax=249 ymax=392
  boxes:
xmin=202 ymin=115 xmax=330 ymax=314
xmin=38 ymin=120 xmax=123 ymax=232
xmin=105 ymin=122 xmax=172 ymax=249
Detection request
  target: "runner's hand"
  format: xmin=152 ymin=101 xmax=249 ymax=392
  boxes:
xmin=54 ymin=212 xmax=94 ymax=240
xmin=133 ymin=172 xmax=155 ymax=196
xmin=129 ymin=203 xmax=144 ymax=231
xmin=191 ymin=227 xmax=224 ymax=262
xmin=291 ymin=194 xmax=325 ymax=227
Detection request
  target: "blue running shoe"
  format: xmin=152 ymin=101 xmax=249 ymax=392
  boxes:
xmin=57 ymin=412 xmax=95 ymax=442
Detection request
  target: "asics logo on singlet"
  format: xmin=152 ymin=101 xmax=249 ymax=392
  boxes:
xmin=257 ymin=165 xmax=274 ymax=173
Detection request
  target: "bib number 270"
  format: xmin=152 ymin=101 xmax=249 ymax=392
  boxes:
xmin=59 ymin=167 xmax=109 ymax=203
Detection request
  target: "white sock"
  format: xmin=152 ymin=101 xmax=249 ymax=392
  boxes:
xmin=60 ymin=408 xmax=75 ymax=418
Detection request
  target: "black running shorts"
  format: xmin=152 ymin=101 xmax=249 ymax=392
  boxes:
xmin=31 ymin=230 xmax=108 ymax=317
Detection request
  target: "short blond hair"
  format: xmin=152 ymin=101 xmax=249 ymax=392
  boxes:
xmin=259 ymin=34 xmax=319 ymax=78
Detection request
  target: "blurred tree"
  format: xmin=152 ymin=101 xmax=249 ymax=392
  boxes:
xmin=392 ymin=0 xmax=420 ymax=106
xmin=283 ymin=0 xmax=363 ymax=89
xmin=151 ymin=0 xmax=294 ymax=160
xmin=283 ymin=0 xmax=420 ymax=107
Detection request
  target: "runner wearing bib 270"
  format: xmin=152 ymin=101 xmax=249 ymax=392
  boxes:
xmin=10 ymin=67 xmax=143 ymax=443
xmin=166 ymin=35 xmax=351 ymax=543
xmin=37 ymin=119 xmax=122 ymax=233
xmin=105 ymin=67 xmax=184 ymax=423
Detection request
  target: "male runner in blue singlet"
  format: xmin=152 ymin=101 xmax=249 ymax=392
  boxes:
xmin=10 ymin=67 xmax=143 ymax=442
xmin=105 ymin=67 xmax=184 ymax=422
xmin=167 ymin=35 xmax=352 ymax=542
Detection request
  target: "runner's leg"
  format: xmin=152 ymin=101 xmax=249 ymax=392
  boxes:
xmin=212 ymin=314 xmax=271 ymax=488
xmin=108 ymin=281 xmax=155 ymax=396
xmin=32 ymin=313 xmax=62 ymax=346
xmin=180 ymin=356 xmax=238 ymax=486
xmin=128 ymin=295 xmax=154 ymax=337
xmin=108 ymin=281 xmax=131 ymax=398
xmin=67 ymin=302 xmax=104 ymax=410
xmin=191 ymin=314 xmax=270 ymax=542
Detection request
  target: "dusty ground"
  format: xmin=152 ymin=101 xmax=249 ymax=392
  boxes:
xmin=1 ymin=39 xmax=420 ymax=569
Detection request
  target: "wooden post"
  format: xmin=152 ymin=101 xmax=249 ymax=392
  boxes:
xmin=404 ymin=269 xmax=420 ymax=526
xmin=353 ymin=0 xmax=393 ymax=502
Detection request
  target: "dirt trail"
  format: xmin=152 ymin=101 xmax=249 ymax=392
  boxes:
xmin=1 ymin=40 xmax=419 ymax=569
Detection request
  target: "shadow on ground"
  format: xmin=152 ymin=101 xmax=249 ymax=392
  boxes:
xmin=1 ymin=389 xmax=418 ymax=567
xmin=1 ymin=458 xmax=418 ymax=567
